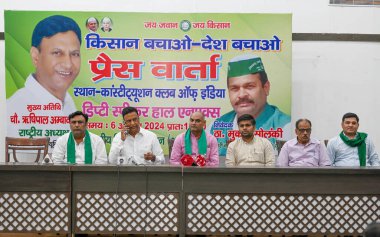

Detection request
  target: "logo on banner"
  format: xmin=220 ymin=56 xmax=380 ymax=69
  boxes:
xmin=180 ymin=20 xmax=191 ymax=32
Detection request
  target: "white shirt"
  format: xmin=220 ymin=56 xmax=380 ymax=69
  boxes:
xmin=109 ymin=127 xmax=164 ymax=165
xmin=52 ymin=131 xmax=108 ymax=164
xmin=7 ymin=74 xmax=77 ymax=152
xmin=226 ymin=136 xmax=275 ymax=166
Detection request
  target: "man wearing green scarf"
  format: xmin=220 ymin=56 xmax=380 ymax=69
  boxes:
xmin=209 ymin=54 xmax=291 ymax=156
xmin=327 ymin=112 xmax=379 ymax=167
xmin=52 ymin=111 xmax=108 ymax=164
xmin=170 ymin=111 xmax=219 ymax=166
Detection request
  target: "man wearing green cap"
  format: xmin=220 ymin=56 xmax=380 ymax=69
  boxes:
xmin=209 ymin=54 xmax=291 ymax=156
xmin=327 ymin=112 xmax=379 ymax=166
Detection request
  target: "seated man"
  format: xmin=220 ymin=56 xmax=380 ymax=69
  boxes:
xmin=226 ymin=114 xmax=274 ymax=166
xmin=170 ymin=111 xmax=219 ymax=166
xmin=109 ymin=107 xmax=164 ymax=165
xmin=277 ymin=119 xmax=330 ymax=167
xmin=327 ymin=112 xmax=379 ymax=166
xmin=52 ymin=111 xmax=107 ymax=164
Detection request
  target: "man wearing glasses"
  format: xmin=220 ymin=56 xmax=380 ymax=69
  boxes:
xmin=276 ymin=119 xmax=330 ymax=167
xmin=108 ymin=106 xmax=164 ymax=165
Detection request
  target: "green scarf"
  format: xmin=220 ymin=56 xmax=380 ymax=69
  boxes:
xmin=184 ymin=129 xmax=207 ymax=155
xmin=67 ymin=130 xmax=93 ymax=164
xmin=339 ymin=131 xmax=367 ymax=167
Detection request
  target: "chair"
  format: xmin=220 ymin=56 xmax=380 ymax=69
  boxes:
xmin=275 ymin=139 xmax=287 ymax=154
xmin=5 ymin=137 xmax=50 ymax=162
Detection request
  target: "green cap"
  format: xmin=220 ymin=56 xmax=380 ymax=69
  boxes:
xmin=227 ymin=54 xmax=265 ymax=78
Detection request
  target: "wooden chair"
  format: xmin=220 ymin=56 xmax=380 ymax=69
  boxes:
xmin=5 ymin=137 xmax=50 ymax=162
xmin=275 ymin=139 xmax=287 ymax=154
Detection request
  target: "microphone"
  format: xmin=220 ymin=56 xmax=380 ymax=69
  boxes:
xmin=118 ymin=156 xmax=124 ymax=165
xmin=117 ymin=146 xmax=125 ymax=165
xmin=131 ymin=157 xmax=138 ymax=166
xmin=42 ymin=154 xmax=53 ymax=164
xmin=124 ymin=127 xmax=129 ymax=136
xmin=126 ymin=156 xmax=139 ymax=166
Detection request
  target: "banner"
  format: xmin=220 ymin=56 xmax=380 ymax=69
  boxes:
xmin=5 ymin=11 xmax=292 ymax=155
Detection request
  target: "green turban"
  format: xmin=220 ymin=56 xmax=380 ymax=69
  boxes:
xmin=227 ymin=55 xmax=265 ymax=78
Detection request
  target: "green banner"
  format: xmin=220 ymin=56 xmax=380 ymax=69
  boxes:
xmin=5 ymin=11 xmax=292 ymax=155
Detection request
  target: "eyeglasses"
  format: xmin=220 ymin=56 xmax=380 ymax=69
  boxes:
xmin=297 ymin=128 xmax=311 ymax=133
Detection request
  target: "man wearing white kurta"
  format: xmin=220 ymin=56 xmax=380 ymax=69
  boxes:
xmin=109 ymin=107 xmax=164 ymax=165
xmin=52 ymin=111 xmax=107 ymax=164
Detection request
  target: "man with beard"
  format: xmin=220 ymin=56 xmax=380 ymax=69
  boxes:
xmin=209 ymin=54 xmax=291 ymax=156
xmin=327 ymin=112 xmax=379 ymax=166
xmin=109 ymin=106 xmax=165 ymax=165
xmin=52 ymin=111 xmax=108 ymax=164
xmin=170 ymin=111 xmax=219 ymax=166
xmin=277 ymin=119 xmax=330 ymax=167
xmin=226 ymin=114 xmax=274 ymax=166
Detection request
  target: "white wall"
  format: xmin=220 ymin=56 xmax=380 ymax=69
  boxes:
xmin=1 ymin=0 xmax=380 ymax=162
xmin=1 ymin=0 xmax=380 ymax=33
xmin=293 ymin=41 xmax=380 ymax=143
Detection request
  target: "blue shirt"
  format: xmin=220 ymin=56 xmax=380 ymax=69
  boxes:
xmin=327 ymin=133 xmax=379 ymax=166
xmin=209 ymin=103 xmax=291 ymax=156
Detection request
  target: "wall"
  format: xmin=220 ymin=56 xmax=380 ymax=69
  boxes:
xmin=1 ymin=0 xmax=379 ymax=162
xmin=293 ymin=41 xmax=380 ymax=142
